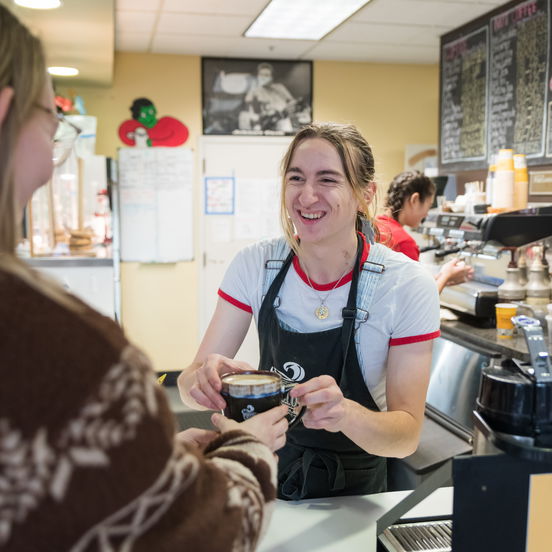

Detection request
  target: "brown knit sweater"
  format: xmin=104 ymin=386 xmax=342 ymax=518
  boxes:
xmin=0 ymin=264 xmax=277 ymax=551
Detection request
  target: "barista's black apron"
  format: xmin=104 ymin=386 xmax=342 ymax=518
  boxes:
xmin=258 ymin=236 xmax=386 ymax=500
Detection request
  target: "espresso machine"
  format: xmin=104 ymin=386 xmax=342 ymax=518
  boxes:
xmin=415 ymin=205 xmax=552 ymax=319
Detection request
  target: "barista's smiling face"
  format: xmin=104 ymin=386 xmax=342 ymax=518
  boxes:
xmin=284 ymin=137 xmax=359 ymax=247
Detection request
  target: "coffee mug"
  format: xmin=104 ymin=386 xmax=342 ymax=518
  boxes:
xmin=220 ymin=370 xmax=305 ymax=428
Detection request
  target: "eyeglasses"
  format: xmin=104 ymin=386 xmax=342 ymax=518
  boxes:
xmin=34 ymin=104 xmax=82 ymax=166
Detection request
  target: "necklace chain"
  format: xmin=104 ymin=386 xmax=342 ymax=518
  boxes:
xmin=303 ymin=264 xmax=350 ymax=320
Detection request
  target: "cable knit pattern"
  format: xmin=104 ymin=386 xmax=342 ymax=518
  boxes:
xmin=0 ymin=264 xmax=277 ymax=552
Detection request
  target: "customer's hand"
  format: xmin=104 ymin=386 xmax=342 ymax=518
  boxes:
xmin=176 ymin=428 xmax=218 ymax=450
xmin=211 ymin=405 xmax=289 ymax=452
xmin=290 ymin=375 xmax=349 ymax=433
xmin=190 ymin=354 xmax=253 ymax=410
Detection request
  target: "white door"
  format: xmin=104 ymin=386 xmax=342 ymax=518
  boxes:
xmin=199 ymin=136 xmax=292 ymax=367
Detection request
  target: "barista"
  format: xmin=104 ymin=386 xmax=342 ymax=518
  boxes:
xmin=376 ymin=170 xmax=474 ymax=293
xmin=179 ymin=123 xmax=441 ymax=500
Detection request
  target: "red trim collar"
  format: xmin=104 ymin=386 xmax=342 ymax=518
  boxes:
xmin=292 ymin=233 xmax=370 ymax=291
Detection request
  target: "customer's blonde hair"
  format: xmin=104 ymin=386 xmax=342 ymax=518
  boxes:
xmin=280 ymin=122 xmax=378 ymax=255
xmin=0 ymin=6 xmax=83 ymax=311
xmin=0 ymin=5 xmax=47 ymax=255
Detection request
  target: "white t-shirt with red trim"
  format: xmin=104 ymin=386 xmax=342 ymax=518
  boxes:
xmin=218 ymin=235 xmax=440 ymax=411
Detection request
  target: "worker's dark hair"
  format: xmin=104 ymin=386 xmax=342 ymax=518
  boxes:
xmin=385 ymin=171 xmax=435 ymax=221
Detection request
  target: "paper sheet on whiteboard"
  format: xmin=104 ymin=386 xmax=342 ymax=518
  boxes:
xmin=118 ymin=147 xmax=193 ymax=262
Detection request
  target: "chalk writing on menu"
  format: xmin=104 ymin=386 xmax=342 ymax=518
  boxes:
xmin=440 ymin=27 xmax=488 ymax=164
xmin=488 ymin=0 xmax=548 ymax=159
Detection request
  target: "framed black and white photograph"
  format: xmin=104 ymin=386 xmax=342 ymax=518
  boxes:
xmin=202 ymin=57 xmax=312 ymax=136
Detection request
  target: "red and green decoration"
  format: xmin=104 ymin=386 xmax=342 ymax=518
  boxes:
xmin=118 ymin=98 xmax=189 ymax=147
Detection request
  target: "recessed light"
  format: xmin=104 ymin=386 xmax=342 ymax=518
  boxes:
xmin=48 ymin=66 xmax=79 ymax=77
xmin=14 ymin=0 xmax=62 ymax=9
xmin=245 ymin=0 xmax=371 ymax=40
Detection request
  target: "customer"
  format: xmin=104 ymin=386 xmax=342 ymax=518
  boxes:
xmin=0 ymin=6 xmax=286 ymax=551
xmin=179 ymin=123 xmax=441 ymax=500
xmin=376 ymin=170 xmax=473 ymax=292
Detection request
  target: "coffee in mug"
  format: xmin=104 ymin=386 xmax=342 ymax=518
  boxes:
xmin=220 ymin=370 xmax=304 ymax=428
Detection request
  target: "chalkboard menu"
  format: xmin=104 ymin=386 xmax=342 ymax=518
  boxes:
xmin=439 ymin=0 xmax=551 ymax=171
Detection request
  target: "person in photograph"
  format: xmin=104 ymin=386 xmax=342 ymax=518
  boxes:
xmin=375 ymin=170 xmax=473 ymax=292
xmin=0 ymin=6 xmax=286 ymax=551
xmin=238 ymin=62 xmax=298 ymax=133
xmin=179 ymin=122 xmax=441 ymax=500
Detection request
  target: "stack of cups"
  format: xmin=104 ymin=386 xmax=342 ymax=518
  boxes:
xmin=513 ymin=154 xmax=529 ymax=210
xmin=492 ymin=149 xmax=515 ymax=211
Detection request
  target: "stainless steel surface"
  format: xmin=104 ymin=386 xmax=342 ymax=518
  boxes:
xmin=415 ymin=206 xmax=552 ymax=318
xmin=427 ymin=337 xmax=491 ymax=430
xmin=379 ymin=520 xmax=452 ymax=552
xmin=439 ymin=280 xmax=497 ymax=316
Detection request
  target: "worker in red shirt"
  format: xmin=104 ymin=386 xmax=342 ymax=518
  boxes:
xmin=375 ymin=171 xmax=473 ymax=292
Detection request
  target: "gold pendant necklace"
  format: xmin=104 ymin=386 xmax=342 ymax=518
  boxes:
xmin=315 ymin=304 xmax=330 ymax=320
xmin=304 ymin=265 xmax=349 ymax=320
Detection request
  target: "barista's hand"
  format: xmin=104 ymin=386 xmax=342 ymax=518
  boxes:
xmin=290 ymin=375 xmax=350 ymax=433
xmin=176 ymin=428 xmax=218 ymax=450
xmin=190 ymin=354 xmax=253 ymax=411
xmin=211 ymin=405 xmax=289 ymax=452
xmin=438 ymin=258 xmax=474 ymax=287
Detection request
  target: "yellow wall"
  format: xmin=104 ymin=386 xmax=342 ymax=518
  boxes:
xmin=59 ymin=53 xmax=439 ymax=372
xmin=314 ymin=61 xmax=439 ymax=187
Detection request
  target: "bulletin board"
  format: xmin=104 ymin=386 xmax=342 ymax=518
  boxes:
xmin=118 ymin=147 xmax=193 ymax=263
xmin=439 ymin=0 xmax=551 ymax=171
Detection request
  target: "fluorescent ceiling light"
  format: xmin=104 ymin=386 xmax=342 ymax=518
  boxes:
xmin=245 ymin=0 xmax=370 ymax=40
xmin=48 ymin=66 xmax=79 ymax=77
xmin=14 ymin=0 xmax=62 ymax=9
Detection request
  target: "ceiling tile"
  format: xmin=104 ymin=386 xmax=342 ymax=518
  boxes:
xmin=353 ymin=0 xmax=478 ymax=26
xmin=152 ymin=33 xmax=315 ymax=60
xmin=116 ymin=0 xmax=161 ymax=11
xmin=116 ymin=31 xmax=151 ymax=52
xmin=163 ymin=0 xmax=267 ymax=16
xmin=116 ymin=11 xmax=156 ymax=33
xmin=156 ymin=12 xmax=251 ymax=35
xmin=327 ymin=21 xmax=431 ymax=44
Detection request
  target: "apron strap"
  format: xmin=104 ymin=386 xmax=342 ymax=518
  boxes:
xmin=262 ymin=238 xmax=291 ymax=306
xmin=355 ymin=243 xmax=387 ymax=326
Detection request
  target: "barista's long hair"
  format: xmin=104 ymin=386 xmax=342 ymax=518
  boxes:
xmin=280 ymin=122 xmax=378 ymax=255
xmin=0 ymin=6 xmax=82 ymax=311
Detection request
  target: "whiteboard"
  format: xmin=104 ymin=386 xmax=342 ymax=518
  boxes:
xmin=118 ymin=147 xmax=193 ymax=263
xmin=199 ymin=136 xmax=292 ymax=367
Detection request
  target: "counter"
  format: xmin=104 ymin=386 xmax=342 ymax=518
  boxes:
xmin=23 ymin=255 xmax=119 ymax=320
xmin=258 ymin=486 xmax=453 ymax=552
xmin=440 ymin=317 xmax=537 ymax=363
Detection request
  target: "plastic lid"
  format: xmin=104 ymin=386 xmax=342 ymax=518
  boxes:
xmin=498 ymin=148 xmax=514 ymax=158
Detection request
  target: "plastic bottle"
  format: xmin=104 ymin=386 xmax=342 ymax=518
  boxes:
xmin=518 ymin=248 xmax=528 ymax=286
xmin=526 ymin=249 xmax=551 ymax=309
xmin=546 ymin=304 xmax=552 ymax=349
xmin=513 ymin=154 xmax=528 ymax=210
